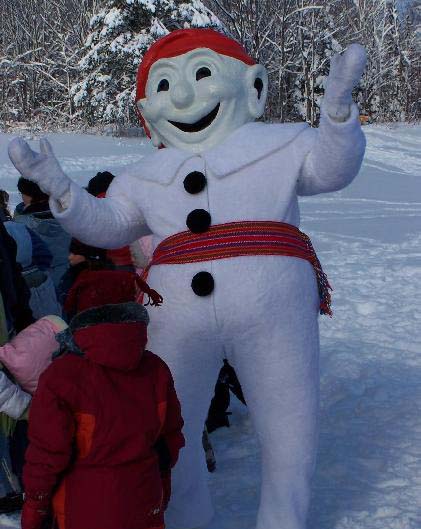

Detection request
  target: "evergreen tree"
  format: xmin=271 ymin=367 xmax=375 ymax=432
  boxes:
xmin=72 ymin=0 xmax=221 ymax=126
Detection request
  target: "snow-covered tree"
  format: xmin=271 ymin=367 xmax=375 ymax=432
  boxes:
xmin=210 ymin=0 xmax=345 ymax=124
xmin=72 ymin=0 xmax=221 ymax=126
xmin=336 ymin=0 xmax=419 ymax=122
xmin=1 ymin=0 xmax=418 ymax=128
xmin=0 ymin=0 xmax=98 ymax=126
xmin=291 ymin=1 xmax=343 ymax=124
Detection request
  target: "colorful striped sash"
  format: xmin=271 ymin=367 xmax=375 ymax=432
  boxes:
xmin=141 ymin=221 xmax=332 ymax=315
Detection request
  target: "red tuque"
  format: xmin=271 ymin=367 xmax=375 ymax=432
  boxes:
xmin=136 ymin=28 xmax=255 ymax=103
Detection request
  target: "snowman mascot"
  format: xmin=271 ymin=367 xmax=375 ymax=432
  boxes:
xmin=9 ymin=29 xmax=366 ymax=529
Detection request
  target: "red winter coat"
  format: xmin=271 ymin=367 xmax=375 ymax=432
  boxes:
xmin=22 ymin=302 xmax=184 ymax=529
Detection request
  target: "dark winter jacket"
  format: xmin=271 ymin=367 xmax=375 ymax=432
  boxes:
xmin=27 ymin=229 xmax=53 ymax=271
xmin=22 ymin=302 xmax=184 ymax=529
xmin=14 ymin=200 xmax=70 ymax=287
xmin=0 ymin=221 xmax=33 ymax=334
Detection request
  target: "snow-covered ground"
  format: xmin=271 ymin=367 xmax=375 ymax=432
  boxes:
xmin=0 ymin=123 xmax=420 ymax=529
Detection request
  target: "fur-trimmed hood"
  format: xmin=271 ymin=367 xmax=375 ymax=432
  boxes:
xmin=56 ymin=302 xmax=149 ymax=371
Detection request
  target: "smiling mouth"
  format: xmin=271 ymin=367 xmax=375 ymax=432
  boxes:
xmin=168 ymin=103 xmax=220 ymax=133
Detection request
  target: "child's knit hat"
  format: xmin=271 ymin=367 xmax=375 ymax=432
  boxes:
xmin=64 ymin=269 xmax=163 ymax=317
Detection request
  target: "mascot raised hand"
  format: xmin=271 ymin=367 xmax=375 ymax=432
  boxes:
xmin=9 ymin=29 xmax=366 ymax=529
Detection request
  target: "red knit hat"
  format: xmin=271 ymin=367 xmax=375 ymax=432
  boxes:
xmin=135 ymin=28 xmax=255 ymax=103
xmin=64 ymin=270 xmax=163 ymax=317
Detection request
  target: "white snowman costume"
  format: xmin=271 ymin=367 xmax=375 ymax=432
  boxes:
xmin=9 ymin=30 xmax=366 ymax=529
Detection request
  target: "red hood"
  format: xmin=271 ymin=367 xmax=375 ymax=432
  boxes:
xmin=74 ymin=322 xmax=147 ymax=371
xmin=66 ymin=303 xmax=150 ymax=372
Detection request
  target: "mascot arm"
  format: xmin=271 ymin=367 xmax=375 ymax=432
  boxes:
xmin=296 ymin=43 xmax=367 ymax=196
xmin=50 ymin=176 xmax=152 ymax=249
xmin=296 ymin=102 xmax=366 ymax=196
xmin=8 ymin=137 xmax=151 ymax=248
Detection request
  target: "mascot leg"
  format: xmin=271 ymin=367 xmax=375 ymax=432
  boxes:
xmin=147 ymin=304 xmax=222 ymax=529
xmin=228 ymin=305 xmax=320 ymax=529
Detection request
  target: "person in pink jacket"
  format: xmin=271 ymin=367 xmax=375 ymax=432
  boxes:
xmin=0 ymin=315 xmax=67 ymax=395
xmin=0 ymin=315 xmax=67 ymax=513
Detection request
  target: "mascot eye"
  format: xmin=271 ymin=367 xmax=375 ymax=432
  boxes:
xmin=196 ymin=67 xmax=211 ymax=81
xmin=157 ymin=79 xmax=170 ymax=92
xmin=254 ymin=78 xmax=264 ymax=99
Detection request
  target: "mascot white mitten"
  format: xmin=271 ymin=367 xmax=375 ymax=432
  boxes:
xmin=9 ymin=30 xmax=366 ymax=529
xmin=8 ymin=137 xmax=71 ymax=199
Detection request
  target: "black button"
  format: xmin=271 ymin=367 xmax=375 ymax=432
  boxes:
xmin=192 ymin=272 xmax=214 ymax=296
xmin=186 ymin=209 xmax=211 ymax=233
xmin=184 ymin=171 xmax=206 ymax=194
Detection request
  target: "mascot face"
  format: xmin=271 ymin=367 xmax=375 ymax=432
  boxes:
xmin=137 ymin=48 xmax=268 ymax=152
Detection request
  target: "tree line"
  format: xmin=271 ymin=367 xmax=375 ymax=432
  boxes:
xmin=0 ymin=0 xmax=419 ymax=129
xmin=210 ymin=0 xmax=420 ymax=124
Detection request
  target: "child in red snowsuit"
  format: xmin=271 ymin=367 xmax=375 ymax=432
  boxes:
xmin=21 ymin=270 xmax=184 ymax=529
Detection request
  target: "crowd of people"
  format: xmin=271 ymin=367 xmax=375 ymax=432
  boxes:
xmin=0 ymin=172 xmax=244 ymax=528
